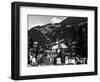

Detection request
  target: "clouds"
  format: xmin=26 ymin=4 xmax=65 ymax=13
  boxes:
xmin=30 ymin=17 xmax=67 ymax=29
xmin=32 ymin=23 xmax=44 ymax=27
xmin=28 ymin=15 xmax=68 ymax=30
xmin=28 ymin=23 xmax=44 ymax=30
xmin=51 ymin=18 xmax=62 ymax=23
xmin=32 ymin=17 xmax=67 ymax=28
xmin=50 ymin=17 xmax=67 ymax=23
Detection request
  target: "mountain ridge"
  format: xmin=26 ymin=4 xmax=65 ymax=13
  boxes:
xmin=28 ymin=17 xmax=87 ymax=55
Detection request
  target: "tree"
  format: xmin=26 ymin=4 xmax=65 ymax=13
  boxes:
xmin=28 ymin=36 xmax=33 ymax=49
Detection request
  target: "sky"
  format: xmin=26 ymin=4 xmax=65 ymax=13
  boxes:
xmin=27 ymin=15 xmax=67 ymax=30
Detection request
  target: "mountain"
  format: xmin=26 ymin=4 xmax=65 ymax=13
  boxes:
xmin=28 ymin=17 xmax=87 ymax=57
xmin=28 ymin=17 xmax=87 ymax=43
